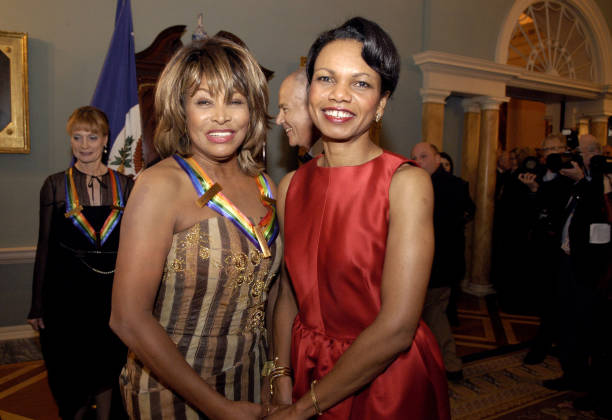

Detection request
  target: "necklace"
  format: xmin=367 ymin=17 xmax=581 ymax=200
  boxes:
xmin=64 ymin=167 xmax=125 ymax=246
xmin=173 ymin=155 xmax=279 ymax=258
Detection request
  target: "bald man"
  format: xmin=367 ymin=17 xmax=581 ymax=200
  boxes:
xmin=571 ymin=134 xmax=602 ymax=178
xmin=276 ymin=70 xmax=321 ymax=164
xmin=410 ymin=142 xmax=475 ymax=380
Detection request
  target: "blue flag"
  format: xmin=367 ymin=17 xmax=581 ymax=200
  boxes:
xmin=91 ymin=0 xmax=142 ymax=176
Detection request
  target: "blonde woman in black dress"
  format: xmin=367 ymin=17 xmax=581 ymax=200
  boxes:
xmin=28 ymin=106 xmax=133 ymax=419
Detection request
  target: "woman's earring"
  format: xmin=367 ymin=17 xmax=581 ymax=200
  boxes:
xmin=375 ymin=113 xmax=382 ymax=123
xmin=104 ymin=144 xmax=108 ymax=154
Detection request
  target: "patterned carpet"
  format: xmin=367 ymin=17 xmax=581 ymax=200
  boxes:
xmin=450 ymin=350 xmax=564 ymax=419
xmin=450 ymin=350 xmax=609 ymax=420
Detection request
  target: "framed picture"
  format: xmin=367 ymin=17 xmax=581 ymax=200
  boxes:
xmin=0 ymin=31 xmax=29 ymax=154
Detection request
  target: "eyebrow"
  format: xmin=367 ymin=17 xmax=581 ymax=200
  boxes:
xmin=314 ymin=68 xmax=373 ymax=78
xmin=193 ymin=87 xmax=211 ymax=94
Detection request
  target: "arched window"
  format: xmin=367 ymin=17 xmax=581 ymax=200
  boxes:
xmin=507 ymin=1 xmax=594 ymax=81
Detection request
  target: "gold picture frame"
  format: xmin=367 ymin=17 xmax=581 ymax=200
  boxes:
xmin=0 ymin=31 xmax=29 ymax=153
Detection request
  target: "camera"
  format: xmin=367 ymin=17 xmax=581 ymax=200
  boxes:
xmin=519 ymin=155 xmax=540 ymax=174
xmin=546 ymin=152 xmax=583 ymax=173
xmin=590 ymin=154 xmax=612 ymax=175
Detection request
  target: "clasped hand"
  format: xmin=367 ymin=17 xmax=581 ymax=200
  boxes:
xmin=263 ymin=404 xmax=301 ymax=419
xmin=261 ymin=376 xmax=304 ymax=419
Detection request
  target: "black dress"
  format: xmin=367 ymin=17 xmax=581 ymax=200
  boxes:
xmin=28 ymin=167 xmax=133 ymax=418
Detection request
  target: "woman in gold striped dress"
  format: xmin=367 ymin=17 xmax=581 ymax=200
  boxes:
xmin=110 ymin=37 xmax=281 ymax=419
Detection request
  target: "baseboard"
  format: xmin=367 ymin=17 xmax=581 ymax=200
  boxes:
xmin=0 ymin=324 xmax=38 ymax=340
xmin=0 ymin=324 xmax=42 ymax=364
xmin=0 ymin=246 xmax=36 ymax=265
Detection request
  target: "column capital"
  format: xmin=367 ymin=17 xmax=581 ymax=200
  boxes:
xmin=461 ymin=98 xmax=481 ymax=113
xmin=474 ymin=96 xmax=509 ymax=111
xmin=419 ymin=88 xmax=451 ymax=104
xmin=589 ymin=114 xmax=611 ymax=123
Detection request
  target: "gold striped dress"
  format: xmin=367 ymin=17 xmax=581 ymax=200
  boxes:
xmin=119 ymin=216 xmax=282 ymax=419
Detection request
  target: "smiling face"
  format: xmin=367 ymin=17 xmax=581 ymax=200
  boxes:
xmin=308 ymin=39 xmax=387 ymax=144
xmin=276 ymin=73 xmax=313 ymax=148
xmin=70 ymin=127 xmax=107 ymax=166
xmin=185 ymin=79 xmax=250 ymax=164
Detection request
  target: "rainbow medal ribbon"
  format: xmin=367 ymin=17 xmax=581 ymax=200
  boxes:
xmin=64 ymin=167 xmax=125 ymax=247
xmin=173 ymin=155 xmax=279 ymax=258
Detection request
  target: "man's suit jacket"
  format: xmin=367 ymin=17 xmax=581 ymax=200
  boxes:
xmin=429 ymin=167 xmax=476 ymax=289
xmin=566 ymin=175 xmax=609 ymax=284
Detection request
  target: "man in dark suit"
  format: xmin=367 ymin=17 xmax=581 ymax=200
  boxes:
xmin=543 ymin=135 xmax=609 ymax=392
xmin=411 ymin=142 xmax=475 ymax=380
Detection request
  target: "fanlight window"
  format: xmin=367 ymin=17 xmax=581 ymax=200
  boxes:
xmin=507 ymin=1 xmax=594 ymax=81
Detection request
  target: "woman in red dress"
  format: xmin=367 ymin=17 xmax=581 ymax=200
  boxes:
xmin=267 ymin=17 xmax=451 ymax=419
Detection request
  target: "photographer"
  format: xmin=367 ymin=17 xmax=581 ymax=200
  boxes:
xmin=519 ymin=134 xmax=574 ymax=364
xmin=543 ymin=135 xmax=610 ymax=397
xmin=562 ymin=135 xmax=612 ymax=417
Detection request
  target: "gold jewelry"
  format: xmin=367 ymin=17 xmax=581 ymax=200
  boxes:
xmin=263 ymin=357 xmax=293 ymax=400
xmin=375 ymin=113 xmax=381 ymax=123
xmin=270 ymin=367 xmax=292 ymax=379
xmin=262 ymin=360 xmax=275 ymax=377
xmin=310 ymin=380 xmax=323 ymax=415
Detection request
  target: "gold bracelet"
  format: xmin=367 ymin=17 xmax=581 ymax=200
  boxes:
xmin=262 ymin=358 xmax=293 ymax=377
xmin=310 ymin=380 xmax=323 ymax=415
xmin=270 ymin=367 xmax=292 ymax=378
xmin=264 ymin=357 xmax=293 ymax=400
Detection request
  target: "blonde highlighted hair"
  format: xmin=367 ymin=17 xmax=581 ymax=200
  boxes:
xmin=154 ymin=37 xmax=270 ymax=175
xmin=66 ymin=106 xmax=109 ymax=136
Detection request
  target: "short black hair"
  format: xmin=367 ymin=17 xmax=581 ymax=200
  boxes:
xmin=439 ymin=151 xmax=454 ymax=174
xmin=306 ymin=17 xmax=400 ymax=97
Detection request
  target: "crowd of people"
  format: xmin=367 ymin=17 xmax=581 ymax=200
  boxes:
xmin=26 ymin=14 xmax=611 ymax=420
xmin=493 ymin=133 xmax=611 ymax=416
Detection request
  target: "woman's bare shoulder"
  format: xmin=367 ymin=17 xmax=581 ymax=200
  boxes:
xmin=135 ymin=157 xmax=184 ymax=190
xmin=392 ymin=163 xmax=431 ymax=187
xmin=126 ymin=158 xmax=188 ymax=210
xmin=389 ymin=164 xmax=433 ymax=206
xmin=278 ymin=170 xmax=297 ymax=199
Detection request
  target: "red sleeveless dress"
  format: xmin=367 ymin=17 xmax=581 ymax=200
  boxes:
xmin=284 ymin=151 xmax=450 ymax=419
